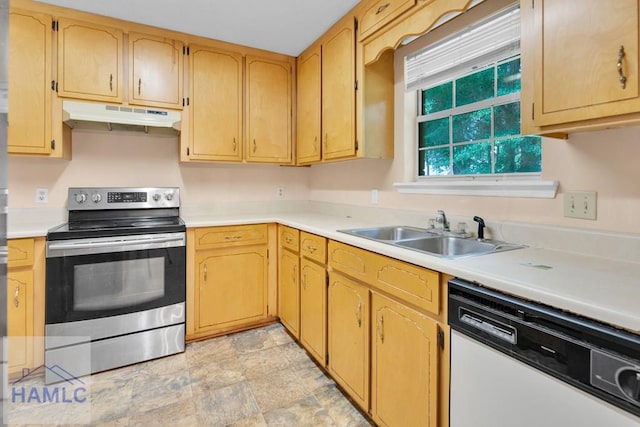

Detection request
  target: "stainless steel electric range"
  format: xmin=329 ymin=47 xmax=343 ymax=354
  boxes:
xmin=45 ymin=187 xmax=186 ymax=382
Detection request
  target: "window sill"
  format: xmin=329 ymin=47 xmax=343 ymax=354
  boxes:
xmin=394 ymin=179 xmax=559 ymax=198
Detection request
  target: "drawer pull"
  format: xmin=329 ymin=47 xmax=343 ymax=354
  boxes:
xmin=306 ymin=245 xmax=317 ymax=253
xmin=376 ymin=2 xmax=390 ymax=14
xmin=356 ymin=300 xmax=362 ymax=328
xmin=224 ymin=235 xmax=242 ymax=240
xmin=14 ymin=285 xmax=20 ymax=308
xmin=618 ymin=45 xmax=627 ymax=89
xmin=285 ymin=236 xmax=293 ymax=243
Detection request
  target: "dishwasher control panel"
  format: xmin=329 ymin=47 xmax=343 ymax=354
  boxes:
xmin=592 ymin=350 xmax=640 ymax=407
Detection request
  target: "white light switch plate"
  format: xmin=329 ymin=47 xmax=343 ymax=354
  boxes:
xmin=564 ymin=191 xmax=596 ymax=220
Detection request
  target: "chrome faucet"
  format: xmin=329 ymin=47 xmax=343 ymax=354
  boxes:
xmin=435 ymin=210 xmax=450 ymax=231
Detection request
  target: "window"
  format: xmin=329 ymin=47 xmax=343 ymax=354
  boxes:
xmin=407 ymin=5 xmax=542 ymax=179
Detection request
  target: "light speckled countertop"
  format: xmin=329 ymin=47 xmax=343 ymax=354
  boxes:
xmin=10 ymin=207 xmax=640 ymax=334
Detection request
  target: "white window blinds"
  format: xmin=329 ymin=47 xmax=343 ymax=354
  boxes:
xmin=405 ymin=4 xmax=520 ymax=92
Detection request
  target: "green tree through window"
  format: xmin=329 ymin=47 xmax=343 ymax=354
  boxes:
xmin=417 ymin=57 xmax=542 ymax=177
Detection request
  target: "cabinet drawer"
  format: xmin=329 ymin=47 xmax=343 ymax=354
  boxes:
xmin=195 ymin=224 xmax=268 ymax=249
xmin=300 ymin=232 xmax=326 ymax=264
xmin=372 ymin=256 xmax=440 ymax=315
xmin=360 ymin=0 xmax=416 ymax=40
xmin=279 ymin=225 xmax=300 ymax=252
xmin=8 ymin=238 xmax=35 ymax=269
xmin=328 ymin=240 xmax=376 ymax=283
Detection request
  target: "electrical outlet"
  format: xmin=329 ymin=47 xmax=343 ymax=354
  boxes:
xmin=371 ymin=189 xmax=379 ymax=204
xmin=36 ymin=188 xmax=49 ymax=204
xmin=564 ymin=191 xmax=597 ymax=220
xmin=277 ymin=187 xmax=285 ymax=199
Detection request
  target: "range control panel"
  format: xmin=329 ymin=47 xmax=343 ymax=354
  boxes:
xmin=68 ymin=187 xmax=180 ymax=210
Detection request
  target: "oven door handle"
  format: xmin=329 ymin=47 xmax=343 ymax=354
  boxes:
xmin=47 ymin=235 xmax=185 ymax=251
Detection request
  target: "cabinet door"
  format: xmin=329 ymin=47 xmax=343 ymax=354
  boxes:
xmin=371 ymin=292 xmax=439 ymax=427
xmin=186 ymin=45 xmax=243 ymax=161
xmin=57 ymin=18 xmax=123 ymax=102
xmin=195 ymin=246 xmax=267 ymax=332
xmin=245 ymin=55 xmax=292 ymax=163
xmin=129 ymin=32 xmax=184 ymax=109
xmin=532 ymin=0 xmax=640 ymax=126
xmin=328 ymin=272 xmax=369 ymax=409
xmin=279 ymin=248 xmax=300 ymax=338
xmin=8 ymin=10 xmax=52 ymax=154
xmin=300 ymin=258 xmax=327 ymax=366
xmin=296 ymin=44 xmax=322 ymax=164
xmin=7 ymin=269 xmax=34 ymax=375
xmin=322 ymin=16 xmax=357 ymax=160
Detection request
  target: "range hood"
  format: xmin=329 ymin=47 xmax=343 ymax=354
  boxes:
xmin=62 ymin=100 xmax=181 ymax=134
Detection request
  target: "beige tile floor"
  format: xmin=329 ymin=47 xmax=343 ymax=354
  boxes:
xmin=8 ymin=323 xmax=372 ymax=426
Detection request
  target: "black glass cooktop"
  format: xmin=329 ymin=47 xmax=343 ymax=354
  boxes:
xmin=47 ymin=208 xmax=185 ymax=241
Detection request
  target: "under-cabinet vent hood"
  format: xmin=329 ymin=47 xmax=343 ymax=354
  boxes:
xmin=62 ymin=100 xmax=181 ymax=134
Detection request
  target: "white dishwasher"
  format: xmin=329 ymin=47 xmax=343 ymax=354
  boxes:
xmin=448 ymin=278 xmax=640 ymax=427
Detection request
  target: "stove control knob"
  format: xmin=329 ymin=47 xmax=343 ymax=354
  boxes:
xmin=91 ymin=193 xmax=102 ymax=203
xmin=152 ymin=193 xmax=162 ymax=202
xmin=74 ymin=193 xmax=87 ymax=204
xmin=165 ymin=192 xmax=174 ymax=201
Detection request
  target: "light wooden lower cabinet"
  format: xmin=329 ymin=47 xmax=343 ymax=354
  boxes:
xmin=7 ymin=269 xmax=34 ymax=375
xmin=299 ymin=257 xmax=327 ymax=365
xmin=191 ymin=225 xmax=270 ymax=337
xmin=7 ymin=238 xmax=37 ymax=377
xmin=327 ymin=239 xmax=447 ymax=426
xmin=279 ymin=247 xmax=300 ymax=338
xmin=327 ymin=271 xmax=370 ymax=409
xmin=371 ymin=292 xmax=439 ymax=427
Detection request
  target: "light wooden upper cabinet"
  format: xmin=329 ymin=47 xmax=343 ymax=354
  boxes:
xmin=359 ymin=0 xmax=416 ymax=41
xmin=129 ymin=32 xmax=184 ymax=109
xmin=523 ymin=0 xmax=640 ymax=131
xmin=185 ymin=45 xmax=243 ymax=162
xmin=296 ymin=44 xmax=322 ymax=165
xmin=245 ymin=55 xmax=293 ymax=164
xmin=322 ymin=15 xmax=357 ymax=160
xmin=8 ymin=10 xmax=52 ymax=155
xmin=57 ymin=18 xmax=123 ymax=102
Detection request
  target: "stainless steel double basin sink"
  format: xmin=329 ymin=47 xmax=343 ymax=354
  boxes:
xmin=338 ymin=225 xmax=524 ymax=259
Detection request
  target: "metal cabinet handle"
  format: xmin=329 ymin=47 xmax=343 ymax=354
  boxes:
xmin=224 ymin=235 xmax=242 ymax=240
xmin=302 ymin=272 xmax=307 ymax=290
xmin=285 ymin=236 xmax=293 ymax=243
xmin=313 ymin=136 xmax=318 ymax=154
xmin=292 ymin=264 xmax=297 ymax=284
xmin=376 ymin=2 xmax=390 ymax=14
xmin=324 ymin=133 xmax=328 ymax=151
xmin=138 ymin=78 xmax=142 ymax=95
xmin=306 ymin=245 xmax=317 ymax=253
xmin=233 ymin=138 xmax=237 ymax=152
xmin=356 ymin=300 xmax=362 ymax=328
xmin=253 ymin=139 xmax=257 ymax=153
xmin=14 ymin=285 xmax=20 ymax=308
xmin=618 ymin=45 xmax=627 ymax=89
xmin=204 ymin=264 xmax=207 ymax=281
xmin=377 ymin=313 xmax=385 ymax=343
xmin=110 ymin=73 xmax=113 ymax=92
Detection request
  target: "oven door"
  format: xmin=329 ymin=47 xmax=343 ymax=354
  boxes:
xmin=45 ymin=232 xmax=186 ymax=324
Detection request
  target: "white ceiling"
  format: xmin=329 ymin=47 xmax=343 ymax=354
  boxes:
xmin=35 ymin=0 xmax=361 ymax=56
